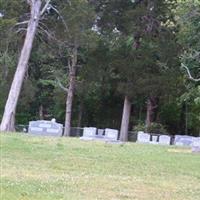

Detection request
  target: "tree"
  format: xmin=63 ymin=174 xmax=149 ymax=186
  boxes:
xmin=0 ymin=0 xmax=52 ymax=131
xmin=95 ymin=0 xmax=179 ymax=141
xmin=46 ymin=0 xmax=96 ymax=136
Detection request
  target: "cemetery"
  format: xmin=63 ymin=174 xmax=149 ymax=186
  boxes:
xmin=25 ymin=118 xmax=200 ymax=154
xmin=1 ymin=0 xmax=200 ymax=199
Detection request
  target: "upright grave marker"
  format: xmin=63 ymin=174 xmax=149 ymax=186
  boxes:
xmin=137 ymin=132 xmax=150 ymax=143
xmin=174 ymin=135 xmax=195 ymax=147
xmin=28 ymin=120 xmax=63 ymax=136
xmin=159 ymin=135 xmax=171 ymax=145
xmin=104 ymin=128 xmax=118 ymax=141
xmin=80 ymin=127 xmax=97 ymax=140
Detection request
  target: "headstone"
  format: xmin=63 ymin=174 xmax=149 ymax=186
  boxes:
xmin=28 ymin=120 xmax=63 ymax=136
xmin=159 ymin=135 xmax=171 ymax=145
xmin=137 ymin=132 xmax=150 ymax=143
xmin=150 ymin=135 xmax=159 ymax=144
xmin=80 ymin=127 xmax=97 ymax=140
xmin=174 ymin=135 xmax=195 ymax=147
xmin=192 ymin=137 xmax=200 ymax=153
xmin=104 ymin=128 xmax=118 ymax=141
xmin=95 ymin=129 xmax=105 ymax=139
xmin=97 ymin=129 xmax=104 ymax=136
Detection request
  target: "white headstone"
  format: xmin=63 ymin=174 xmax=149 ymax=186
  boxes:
xmin=150 ymin=135 xmax=159 ymax=144
xmin=97 ymin=129 xmax=104 ymax=136
xmin=82 ymin=127 xmax=97 ymax=137
xmin=137 ymin=132 xmax=150 ymax=143
xmin=192 ymin=137 xmax=200 ymax=153
xmin=80 ymin=127 xmax=97 ymax=140
xmin=159 ymin=135 xmax=171 ymax=145
xmin=105 ymin=128 xmax=118 ymax=141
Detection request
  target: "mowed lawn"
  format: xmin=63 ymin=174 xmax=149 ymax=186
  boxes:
xmin=0 ymin=133 xmax=200 ymax=200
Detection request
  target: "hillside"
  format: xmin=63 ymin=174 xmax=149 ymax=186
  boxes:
xmin=0 ymin=133 xmax=200 ymax=200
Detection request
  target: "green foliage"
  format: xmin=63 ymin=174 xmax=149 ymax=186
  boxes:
xmin=0 ymin=0 xmax=199 ymax=136
xmin=133 ymin=123 xmax=146 ymax=132
xmin=134 ymin=122 xmax=167 ymax=134
xmin=177 ymin=0 xmax=200 ymax=80
xmin=147 ymin=122 xmax=167 ymax=134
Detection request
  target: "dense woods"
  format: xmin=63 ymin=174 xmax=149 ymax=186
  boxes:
xmin=0 ymin=0 xmax=200 ymax=139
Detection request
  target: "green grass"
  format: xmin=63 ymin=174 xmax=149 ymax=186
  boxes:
xmin=0 ymin=133 xmax=200 ymax=200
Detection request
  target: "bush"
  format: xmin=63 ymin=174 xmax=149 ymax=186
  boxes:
xmin=147 ymin=123 xmax=167 ymax=134
xmin=133 ymin=123 xmax=146 ymax=132
xmin=133 ymin=122 xmax=167 ymax=134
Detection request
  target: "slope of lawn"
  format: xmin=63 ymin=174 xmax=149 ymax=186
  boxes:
xmin=0 ymin=133 xmax=200 ymax=200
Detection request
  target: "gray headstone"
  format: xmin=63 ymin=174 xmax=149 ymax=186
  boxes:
xmin=28 ymin=120 xmax=63 ymax=136
xmin=159 ymin=135 xmax=171 ymax=145
xmin=192 ymin=137 xmax=200 ymax=153
xmin=105 ymin=128 xmax=118 ymax=141
xmin=174 ymin=135 xmax=195 ymax=147
xmin=137 ymin=132 xmax=150 ymax=143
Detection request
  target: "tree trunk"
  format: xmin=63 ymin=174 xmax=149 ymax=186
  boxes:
xmin=146 ymin=96 xmax=159 ymax=130
xmin=39 ymin=104 xmax=44 ymax=120
xmin=77 ymin=101 xmax=83 ymax=128
xmin=146 ymin=98 xmax=153 ymax=128
xmin=0 ymin=0 xmax=41 ymax=132
xmin=120 ymin=96 xmax=131 ymax=142
xmin=64 ymin=47 xmax=77 ymax=136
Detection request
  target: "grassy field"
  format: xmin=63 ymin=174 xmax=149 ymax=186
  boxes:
xmin=0 ymin=133 xmax=200 ymax=200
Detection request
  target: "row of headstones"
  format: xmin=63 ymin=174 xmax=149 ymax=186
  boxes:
xmin=137 ymin=132 xmax=200 ymax=153
xmin=27 ymin=120 xmax=200 ymax=152
xmin=28 ymin=120 xmax=119 ymax=141
xmin=80 ymin=127 xmax=119 ymax=141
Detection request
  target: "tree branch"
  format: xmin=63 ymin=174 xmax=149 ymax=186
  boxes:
xmin=15 ymin=28 xmax=27 ymax=33
xmin=40 ymin=0 xmax=51 ymax=16
xmin=56 ymin=78 xmax=68 ymax=92
xmin=181 ymin=63 xmax=200 ymax=82
xmin=15 ymin=20 xmax=29 ymax=26
xmin=49 ymin=5 xmax=70 ymax=34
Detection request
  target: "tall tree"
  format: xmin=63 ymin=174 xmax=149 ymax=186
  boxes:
xmin=94 ymin=0 xmax=179 ymax=141
xmin=46 ymin=0 xmax=96 ymax=136
xmin=0 ymin=0 xmax=53 ymax=131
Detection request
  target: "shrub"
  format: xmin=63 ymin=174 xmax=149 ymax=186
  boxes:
xmin=133 ymin=122 xmax=167 ymax=134
xmin=147 ymin=123 xmax=167 ymax=134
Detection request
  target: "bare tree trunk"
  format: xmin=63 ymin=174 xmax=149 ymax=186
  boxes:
xmin=120 ymin=96 xmax=131 ymax=142
xmin=145 ymin=96 xmax=158 ymax=130
xmin=39 ymin=104 xmax=44 ymax=120
xmin=64 ymin=47 xmax=77 ymax=136
xmin=146 ymin=98 xmax=153 ymax=129
xmin=0 ymin=0 xmax=41 ymax=132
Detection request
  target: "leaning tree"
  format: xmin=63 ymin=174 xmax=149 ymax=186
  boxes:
xmin=0 ymin=0 xmax=52 ymax=131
